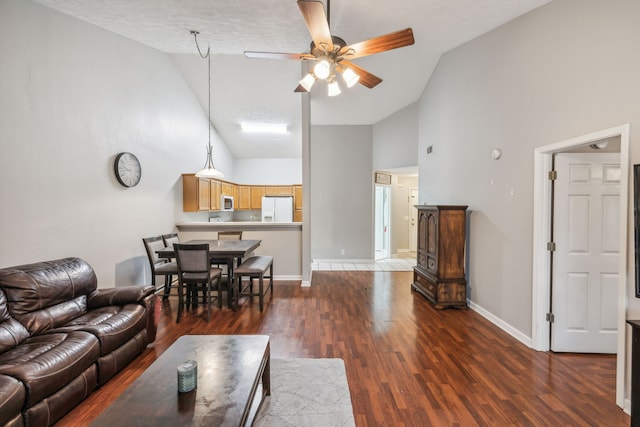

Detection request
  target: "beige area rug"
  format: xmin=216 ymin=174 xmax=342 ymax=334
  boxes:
xmin=254 ymin=358 xmax=356 ymax=427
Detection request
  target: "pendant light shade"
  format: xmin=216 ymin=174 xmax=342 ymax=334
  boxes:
xmin=195 ymin=146 xmax=224 ymax=178
xmin=192 ymin=31 xmax=223 ymax=179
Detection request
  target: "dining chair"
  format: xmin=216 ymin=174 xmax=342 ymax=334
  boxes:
xmin=174 ymin=243 xmax=223 ymax=323
xmin=142 ymin=236 xmax=179 ymax=299
xmin=211 ymin=231 xmax=244 ymax=307
xmin=162 ymin=233 xmax=180 ymax=250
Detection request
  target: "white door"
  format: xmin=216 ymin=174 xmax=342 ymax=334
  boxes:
xmin=551 ymin=153 xmax=620 ymax=353
xmin=409 ymin=188 xmax=418 ymax=252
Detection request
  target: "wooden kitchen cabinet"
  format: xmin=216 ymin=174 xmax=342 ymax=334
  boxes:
xmin=237 ymin=186 xmax=251 ymax=210
xmin=220 ymin=182 xmax=234 ymax=197
xmin=265 ymin=186 xmax=293 ymax=196
xmin=251 ymin=186 xmax=265 ymax=209
xmin=182 ymin=174 xmax=211 ymax=212
xmin=412 ymin=205 xmax=468 ymax=309
xmin=293 ymin=185 xmax=302 ymax=222
xmin=210 ymin=180 xmax=221 ymax=211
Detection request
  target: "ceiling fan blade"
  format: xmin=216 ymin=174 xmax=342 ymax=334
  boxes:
xmin=294 ymin=84 xmax=308 ymax=93
xmin=297 ymin=0 xmax=333 ymax=52
xmin=339 ymin=28 xmax=414 ymax=60
xmin=244 ymin=51 xmax=315 ymax=60
xmin=340 ymin=60 xmax=382 ymax=89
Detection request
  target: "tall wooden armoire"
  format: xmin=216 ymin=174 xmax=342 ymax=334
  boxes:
xmin=412 ymin=205 xmax=468 ymax=309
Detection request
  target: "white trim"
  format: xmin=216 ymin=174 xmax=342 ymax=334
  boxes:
xmin=531 ymin=123 xmax=630 ymax=409
xmin=468 ymin=300 xmax=533 ymax=347
xmin=273 ymin=275 xmax=302 ymax=281
xmin=313 ymin=258 xmax=376 ymax=264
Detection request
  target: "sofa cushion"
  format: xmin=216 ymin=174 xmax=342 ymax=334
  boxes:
xmin=0 ymin=374 xmax=25 ymax=426
xmin=0 ymin=331 xmax=99 ymax=407
xmin=0 ymin=257 xmax=96 ymax=315
xmin=0 ymin=289 xmax=30 ymax=352
xmin=47 ymin=304 xmax=148 ymax=355
xmin=0 ymin=258 xmax=97 ymax=335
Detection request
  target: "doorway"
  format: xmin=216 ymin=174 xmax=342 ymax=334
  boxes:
xmin=375 ymin=185 xmax=391 ymax=261
xmin=531 ymin=124 xmax=630 ymax=408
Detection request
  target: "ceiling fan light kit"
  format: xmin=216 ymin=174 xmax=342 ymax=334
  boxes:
xmin=244 ymin=0 xmax=415 ymax=97
xmin=327 ymin=79 xmax=341 ymax=97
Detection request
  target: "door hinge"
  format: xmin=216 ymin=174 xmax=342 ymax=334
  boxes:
xmin=547 ymin=242 xmax=556 ymax=251
xmin=548 ymin=170 xmax=558 ymax=180
xmin=546 ymin=312 xmax=555 ymax=323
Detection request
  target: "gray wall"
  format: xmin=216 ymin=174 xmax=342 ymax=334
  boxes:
xmin=0 ymin=0 xmax=234 ymax=286
xmin=418 ymin=0 xmax=640 ymax=336
xmin=310 ymin=125 xmax=373 ymax=260
xmin=373 ymin=102 xmax=419 ymax=171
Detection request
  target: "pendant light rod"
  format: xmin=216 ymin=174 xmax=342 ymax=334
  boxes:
xmin=192 ymin=31 xmax=223 ymax=178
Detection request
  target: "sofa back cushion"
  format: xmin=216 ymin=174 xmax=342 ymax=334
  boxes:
xmin=0 ymin=258 xmax=97 ymax=335
xmin=0 ymin=288 xmax=30 ymax=352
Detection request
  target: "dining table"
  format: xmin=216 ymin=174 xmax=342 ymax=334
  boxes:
xmin=156 ymin=239 xmax=261 ymax=312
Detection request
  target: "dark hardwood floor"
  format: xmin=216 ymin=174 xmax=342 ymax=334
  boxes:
xmin=57 ymin=271 xmax=629 ymax=426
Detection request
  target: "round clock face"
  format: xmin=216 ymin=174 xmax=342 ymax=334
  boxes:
xmin=114 ymin=152 xmax=141 ymax=187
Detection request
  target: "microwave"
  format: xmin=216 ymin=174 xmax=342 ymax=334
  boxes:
xmin=221 ymin=195 xmax=234 ymax=211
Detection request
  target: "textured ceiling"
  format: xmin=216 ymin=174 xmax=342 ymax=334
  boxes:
xmin=34 ymin=0 xmax=552 ymax=159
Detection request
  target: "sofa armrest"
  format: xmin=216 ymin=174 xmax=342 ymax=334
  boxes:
xmin=87 ymin=286 xmax=155 ymax=309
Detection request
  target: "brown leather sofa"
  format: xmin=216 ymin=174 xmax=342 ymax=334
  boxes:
xmin=0 ymin=257 xmax=158 ymax=426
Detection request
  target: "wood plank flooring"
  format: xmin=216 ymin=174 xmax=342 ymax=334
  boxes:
xmin=57 ymin=271 xmax=629 ymax=426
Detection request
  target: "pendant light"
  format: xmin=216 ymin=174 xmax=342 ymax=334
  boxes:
xmin=192 ymin=31 xmax=223 ymax=179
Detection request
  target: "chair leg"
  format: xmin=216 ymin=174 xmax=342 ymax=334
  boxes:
xmin=163 ymin=275 xmax=171 ymax=299
xmin=177 ymin=281 xmax=184 ymax=323
xmin=258 ymin=275 xmax=264 ymax=312
xmin=207 ymin=281 xmax=211 ymax=322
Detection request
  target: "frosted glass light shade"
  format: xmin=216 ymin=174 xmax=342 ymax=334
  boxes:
xmin=327 ymin=80 xmax=341 ymax=97
xmin=299 ymin=73 xmax=316 ymax=91
xmin=196 ymin=166 xmax=224 ymax=178
xmin=313 ymin=60 xmax=331 ymax=80
xmin=342 ymin=67 xmax=360 ymax=88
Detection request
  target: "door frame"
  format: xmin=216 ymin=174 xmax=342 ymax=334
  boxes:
xmin=409 ymin=188 xmax=419 ymax=252
xmin=531 ymin=124 xmax=630 ymax=408
xmin=374 ymin=184 xmax=391 ymax=260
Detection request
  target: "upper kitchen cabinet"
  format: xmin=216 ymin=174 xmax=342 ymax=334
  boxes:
xmin=265 ymin=186 xmax=293 ymax=196
xmin=251 ymin=186 xmax=265 ymax=209
xmin=183 ymin=174 xmax=211 ymax=212
xmin=237 ymin=186 xmax=251 ymax=210
xmin=210 ymin=180 xmax=221 ymax=211
xmin=293 ymin=185 xmax=302 ymax=222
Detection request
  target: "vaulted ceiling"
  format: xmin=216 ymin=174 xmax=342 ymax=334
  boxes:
xmin=34 ymin=0 xmax=551 ymax=159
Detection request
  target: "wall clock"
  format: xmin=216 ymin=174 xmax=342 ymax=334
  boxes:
xmin=114 ymin=152 xmax=141 ymax=187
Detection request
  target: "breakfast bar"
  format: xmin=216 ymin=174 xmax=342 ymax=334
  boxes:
xmin=176 ymin=222 xmax=302 ymax=280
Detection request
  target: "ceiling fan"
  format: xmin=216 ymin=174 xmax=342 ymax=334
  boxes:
xmin=244 ymin=0 xmax=415 ymax=96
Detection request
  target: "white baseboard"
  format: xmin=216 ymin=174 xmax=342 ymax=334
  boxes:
xmin=313 ymin=259 xmax=374 ymax=264
xmin=467 ymin=300 xmax=533 ymax=348
xmin=273 ymin=275 xmax=302 ymax=281
xmin=397 ymin=249 xmax=411 ymax=253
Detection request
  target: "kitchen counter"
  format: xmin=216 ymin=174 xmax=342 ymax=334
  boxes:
xmin=176 ymin=222 xmax=301 ymax=232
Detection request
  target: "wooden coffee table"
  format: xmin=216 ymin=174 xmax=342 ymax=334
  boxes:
xmin=91 ymin=335 xmax=270 ymax=426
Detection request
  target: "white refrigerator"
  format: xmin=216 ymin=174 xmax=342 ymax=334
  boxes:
xmin=261 ymin=196 xmax=293 ymax=222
